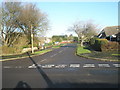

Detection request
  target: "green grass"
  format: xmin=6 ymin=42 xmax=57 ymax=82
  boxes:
xmin=77 ymin=45 xmax=91 ymax=55
xmin=2 ymin=49 xmax=52 ymax=60
xmin=33 ymin=49 xmax=52 ymax=55
xmin=112 ymin=54 xmax=120 ymax=56
xmin=52 ymin=45 xmax=61 ymax=48
xmin=52 ymin=44 xmax=67 ymax=48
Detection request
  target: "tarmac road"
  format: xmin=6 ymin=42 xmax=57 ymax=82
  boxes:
xmin=2 ymin=43 xmax=120 ymax=89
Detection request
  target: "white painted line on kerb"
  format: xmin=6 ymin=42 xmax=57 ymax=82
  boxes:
xmin=83 ymin=64 xmax=95 ymax=68
xmin=98 ymin=64 xmax=110 ymax=67
xmin=113 ymin=64 xmax=120 ymax=68
xmin=70 ymin=64 xmax=80 ymax=68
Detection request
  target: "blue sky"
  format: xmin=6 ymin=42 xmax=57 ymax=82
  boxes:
xmin=1 ymin=1 xmax=118 ymax=37
xmin=35 ymin=2 xmax=118 ymax=37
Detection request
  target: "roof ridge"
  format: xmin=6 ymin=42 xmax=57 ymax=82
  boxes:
xmin=105 ymin=26 xmax=120 ymax=28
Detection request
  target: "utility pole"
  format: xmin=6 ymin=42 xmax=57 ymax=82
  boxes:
xmin=31 ymin=24 xmax=34 ymax=53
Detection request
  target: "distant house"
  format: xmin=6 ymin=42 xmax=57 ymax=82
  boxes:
xmin=97 ymin=26 xmax=120 ymax=42
xmin=44 ymin=37 xmax=52 ymax=44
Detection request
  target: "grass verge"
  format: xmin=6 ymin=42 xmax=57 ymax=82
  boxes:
xmin=76 ymin=44 xmax=120 ymax=62
xmin=1 ymin=43 xmax=67 ymax=60
xmin=76 ymin=44 xmax=91 ymax=55
xmin=1 ymin=49 xmax=52 ymax=60
xmin=33 ymin=49 xmax=52 ymax=55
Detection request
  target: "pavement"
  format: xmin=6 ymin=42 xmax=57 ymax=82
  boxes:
xmin=2 ymin=43 xmax=120 ymax=89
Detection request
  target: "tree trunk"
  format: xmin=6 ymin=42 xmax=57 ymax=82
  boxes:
xmin=80 ymin=39 xmax=84 ymax=46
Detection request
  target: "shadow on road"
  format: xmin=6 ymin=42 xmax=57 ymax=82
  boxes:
xmin=14 ymin=81 xmax=31 ymax=89
xmin=45 ymin=82 xmax=119 ymax=88
xmin=26 ymin=52 xmax=54 ymax=88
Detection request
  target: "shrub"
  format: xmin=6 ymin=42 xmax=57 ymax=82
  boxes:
xmin=13 ymin=35 xmax=28 ymax=53
xmin=1 ymin=46 xmax=16 ymax=55
xmin=89 ymin=37 xmax=98 ymax=45
xmin=89 ymin=38 xmax=108 ymax=51
xmin=94 ymin=39 xmax=108 ymax=51
xmin=101 ymin=41 xmax=120 ymax=52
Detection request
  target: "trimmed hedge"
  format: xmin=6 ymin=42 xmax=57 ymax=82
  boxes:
xmin=89 ymin=37 xmax=120 ymax=52
xmin=90 ymin=38 xmax=108 ymax=51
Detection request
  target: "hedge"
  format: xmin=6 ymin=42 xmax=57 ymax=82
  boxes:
xmin=101 ymin=41 xmax=120 ymax=52
xmin=89 ymin=38 xmax=108 ymax=51
xmin=89 ymin=37 xmax=120 ymax=52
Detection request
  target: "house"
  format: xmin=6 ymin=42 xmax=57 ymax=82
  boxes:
xmin=44 ymin=37 xmax=52 ymax=44
xmin=97 ymin=26 xmax=120 ymax=42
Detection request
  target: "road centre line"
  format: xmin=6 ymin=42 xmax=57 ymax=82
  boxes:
xmin=40 ymin=59 xmax=47 ymax=62
xmin=50 ymin=53 xmax=57 ymax=58
xmin=59 ymin=51 xmax=63 ymax=53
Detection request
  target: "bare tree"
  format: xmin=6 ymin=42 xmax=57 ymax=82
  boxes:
xmin=16 ymin=3 xmax=49 ymax=44
xmin=1 ymin=2 xmax=22 ymax=47
xmin=1 ymin=2 xmax=49 ymax=47
xmin=68 ymin=20 xmax=98 ymax=46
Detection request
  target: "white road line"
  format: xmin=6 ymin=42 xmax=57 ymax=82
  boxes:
xmin=3 ymin=66 xmax=24 ymax=69
xmin=15 ymin=66 xmax=22 ymax=68
xmin=54 ymin=54 xmax=57 ymax=56
xmin=42 ymin=64 xmax=55 ymax=68
xmin=28 ymin=64 xmax=37 ymax=69
xmin=59 ymin=51 xmax=62 ymax=53
xmin=83 ymin=64 xmax=95 ymax=68
xmin=3 ymin=66 xmax=11 ymax=68
xmin=113 ymin=64 xmax=120 ymax=68
xmin=40 ymin=59 xmax=47 ymax=62
xmin=50 ymin=54 xmax=57 ymax=58
xmin=98 ymin=64 xmax=110 ymax=67
xmin=70 ymin=64 xmax=80 ymax=68
xmin=55 ymin=64 xmax=67 ymax=68
xmin=28 ymin=63 xmax=116 ymax=69
xmin=50 ymin=55 xmax=54 ymax=57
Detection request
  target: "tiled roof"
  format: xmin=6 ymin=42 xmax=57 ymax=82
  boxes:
xmin=103 ymin=26 xmax=120 ymax=36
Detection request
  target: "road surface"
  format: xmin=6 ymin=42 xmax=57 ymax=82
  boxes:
xmin=2 ymin=43 xmax=120 ymax=88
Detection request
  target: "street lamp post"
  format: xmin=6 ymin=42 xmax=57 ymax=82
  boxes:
xmin=31 ymin=24 xmax=34 ymax=53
